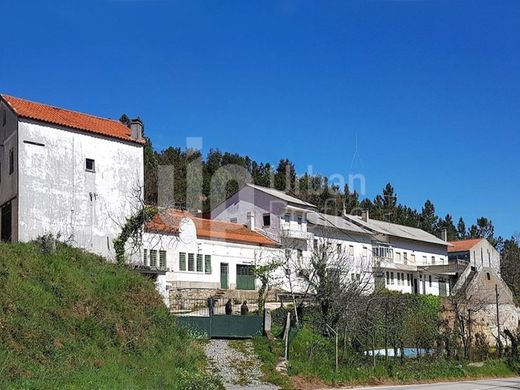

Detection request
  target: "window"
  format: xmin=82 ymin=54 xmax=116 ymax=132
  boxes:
xmin=373 ymin=245 xmax=393 ymax=259
xmin=8 ymin=148 xmax=14 ymax=175
xmin=396 ymin=252 xmax=401 ymax=262
xmin=85 ymin=158 xmax=95 ymax=172
xmin=297 ymin=216 xmax=303 ymax=225
xmin=386 ymin=271 xmax=390 ymax=285
xmin=363 ymin=247 xmax=368 ymax=258
xmin=356 ymin=274 xmax=361 ymax=281
xmin=403 ymin=252 xmax=408 ymax=264
xmin=429 ymin=275 xmax=432 ymax=287
xmin=390 ymin=272 xmax=394 ymax=285
xmin=422 ymin=255 xmax=427 ymax=264
xmin=313 ymin=239 xmax=318 ymax=249
xmin=150 ymin=250 xmax=157 ymax=267
xmin=407 ymin=273 xmax=411 ymax=286
xmin=262 ymin=213 xmax=270 ymax=227
xmin=179 ymin=252 xmax=186 ymax=271
xmin=297 ymin=249 xmax=303 ymax=260
xmin=143 ymin=249 xmax=148 ymax=266
xmin=336 ymin=243 xmax=342 ymax=254
xmin=188 ymin=253 xmax=195 ymax=271
xmin=431 ymin=256 xmax=436 ymax=265
xmin=159 ymin=250 xmax=167 ymax=268
xmin=283 ymin=214 xmax=290 ymax=223
xmin=348 ymin=245 xmax=354 ymax=256
xmin=196 ymin=254 xmax=203 ymax=272
xmin=204 ymin=255 xmax=212 ymax=274
xmin=397 ymin=273 xmax=400 ymax=285
xmin=411 ymin=254 xmax=416 ymax=263
xmin=486 ymin=272 xmax=491 ymax=280
xmin=230 ymin=218 xmax=237 ymax=223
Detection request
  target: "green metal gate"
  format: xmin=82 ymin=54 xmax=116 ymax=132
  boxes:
xmin=176 ymin=315 xmax=264 ymax=339
xmin=236 ymin=265 xmax=255 ymax=290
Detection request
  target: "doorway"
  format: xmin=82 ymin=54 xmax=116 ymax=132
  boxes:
xmin=220 ymin=263 xmax=229 ymax=289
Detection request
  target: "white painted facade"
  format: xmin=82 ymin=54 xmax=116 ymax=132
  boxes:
xmin=130 ymin=215 xmax=279 ymax=307
xmin=0 ymin=97 xmax=144 ymax=260
xmin=212 ymin=184 xmax=454 ymax=296
xmin=448 ymin=238 xmax=500 ymax=272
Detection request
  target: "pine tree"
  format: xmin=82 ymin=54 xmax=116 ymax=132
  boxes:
xmin=457 ymin=217 xmax=467 ymax=240
xmin=420 ymin=200 xmax=438 ymax=234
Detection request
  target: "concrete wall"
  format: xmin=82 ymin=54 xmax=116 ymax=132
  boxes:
xmin=469 ymin=240 xmax=501 ymax=272
xmin=17 ymin=119 xmax=144 ymax=259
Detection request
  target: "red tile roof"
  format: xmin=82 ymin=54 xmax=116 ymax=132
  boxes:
xmin=146 ymin=209 xmax=278 ymax=247
xmin=1 ymin=94 xmax=145 ymax=145
xmin=448 ymin=238 xmax=483 ymax=252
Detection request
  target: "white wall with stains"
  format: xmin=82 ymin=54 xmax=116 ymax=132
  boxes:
xmin=17 ymin=119 xmax=144 ymax=259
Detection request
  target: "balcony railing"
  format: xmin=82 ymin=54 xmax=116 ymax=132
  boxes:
xmin=280 ymin=227 xmax=313 ymax=240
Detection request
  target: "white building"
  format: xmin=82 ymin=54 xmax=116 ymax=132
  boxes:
xmin=212 ymin=184 xmax=455 ymax=296
xmin=0 ymin=94 xmax=144 ymax=259
xmin=448 ymin=238 xmax=500 ymax=272
xmin=136 ymin=209 xmax=279 ymax=304
xmin=344 ymin=212 xmax=452 ymax=296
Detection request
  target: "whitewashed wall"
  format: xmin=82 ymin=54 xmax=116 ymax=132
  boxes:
xmin=139 ymin=218 xmax=280 ymax=290
xmin=17 ymin=119 xmax=144 ymax=259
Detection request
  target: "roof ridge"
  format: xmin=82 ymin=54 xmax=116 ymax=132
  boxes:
xmin=1 ymin=94 xmax=124 ymax=125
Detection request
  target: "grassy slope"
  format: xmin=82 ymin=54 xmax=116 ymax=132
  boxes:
xmin=0 ymin=242 xmax=222 ymax=389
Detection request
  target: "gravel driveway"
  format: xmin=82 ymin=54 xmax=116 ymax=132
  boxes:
xmin=205 ymin=339 xmax=279 ymax=390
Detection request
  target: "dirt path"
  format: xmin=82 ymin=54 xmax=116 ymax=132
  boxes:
xmin=205 ymin=339 xmax=279 ymax=390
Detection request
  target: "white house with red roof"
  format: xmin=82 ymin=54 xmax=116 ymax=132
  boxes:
xmin=0 ymin=94 xmax=144 ymax=259
xmin=134 ymin=209 xmax=279 ymax=305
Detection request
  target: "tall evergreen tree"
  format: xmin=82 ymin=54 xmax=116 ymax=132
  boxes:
xmin=457 ymin=217 xmax=467 ymax=240
xmin=419 ymin=200 xmax=438 ymax=234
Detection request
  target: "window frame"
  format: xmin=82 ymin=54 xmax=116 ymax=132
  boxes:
xmin=159 ymin=250 xmax=167 ymax=268
xmin=8 ymin=148 xmax=14 ymax=175
xmin=204 ymin=255 xmax=212 ymax=274
xmin=179 ymin=252 xmax=187 ymax=271
xmin=196 ymin=254 xmax=203 ymax=272
xmin=188 ymin=253 xmax=195 ymax=272
xmin=262 ymin=213 xmax=271 ymax=227
xmin=85 ymin=158 xmax=96 ymax=172
xmin=150 ymin=250 xmax=158 ymax=267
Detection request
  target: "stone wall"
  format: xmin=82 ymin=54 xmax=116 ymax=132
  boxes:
xmin=169 ymin=287 xmax=280 ymax=312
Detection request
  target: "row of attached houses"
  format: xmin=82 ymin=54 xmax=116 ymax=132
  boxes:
xmin=0 ymin=93 xmax=505 ymax=307
xmin=211 ymin=183 xmax=469 ymax=297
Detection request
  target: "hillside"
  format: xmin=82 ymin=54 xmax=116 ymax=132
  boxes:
xmin=0 ymin=242 xmax=221 ymax=389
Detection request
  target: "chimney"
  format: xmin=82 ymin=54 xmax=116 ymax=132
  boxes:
xmin=441 ymin=228 xmax=448 ymax=242
xmin=361 ymin=209 xmax=369 ymax=222
xmin=246 ymin=212 xmax=255 ymax=231
xmin=129 ymin=118 xmax=144 ymax=140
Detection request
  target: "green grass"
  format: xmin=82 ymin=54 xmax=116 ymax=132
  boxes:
xmin=254 ymin=324 xmax=519 ymax=388
xmin=251 ymin=336 xmax=294 ymax=389
xmin=0 ymin=242 xmax=222 ymax=389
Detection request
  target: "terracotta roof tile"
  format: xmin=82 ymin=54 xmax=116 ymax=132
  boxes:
xmin=146 ymin=209 xmax=278 ymax=247
xmin=1 ymin=94 xmax=145 ymax=145
xmin=448 ymin=238 xmax=483 ymax=252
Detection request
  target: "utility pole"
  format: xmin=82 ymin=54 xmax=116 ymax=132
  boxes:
xmin=468 ymin=308 xmax=472 ymax=361
xmin=495 ymin=284 xmax=503 ymax=357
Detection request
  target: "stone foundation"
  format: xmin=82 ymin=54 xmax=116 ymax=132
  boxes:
xmin=169 ymin=287 xmax=280 ymax=312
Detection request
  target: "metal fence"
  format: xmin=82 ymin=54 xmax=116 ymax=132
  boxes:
xmin=171 ymin=297 xmax=261 ymax=317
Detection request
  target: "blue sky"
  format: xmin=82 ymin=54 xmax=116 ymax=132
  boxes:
xmin=1 ymin=0 xmax=519 ymax=237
